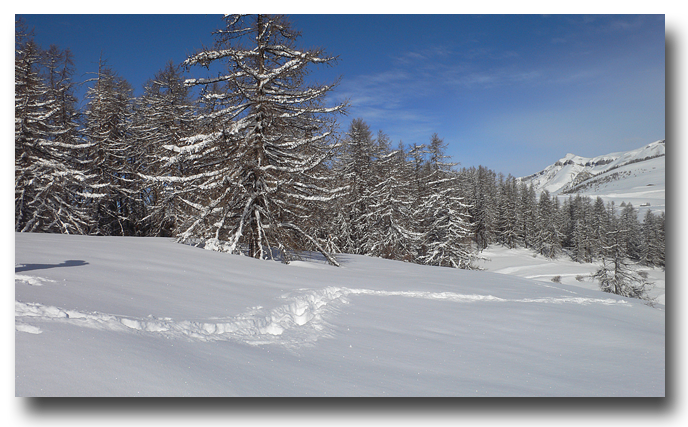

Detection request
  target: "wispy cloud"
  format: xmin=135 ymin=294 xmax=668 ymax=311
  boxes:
xmin=333 ymin=44 xmax=546 ymax=141
xmin=359 ymin=46 xmax=543 ymax=94
xmin=333 ymin=26 xmax=662 ymax=162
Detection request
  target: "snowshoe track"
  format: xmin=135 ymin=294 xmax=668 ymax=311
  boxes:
xmin=16 ymin=276 xmax=629 ymax=348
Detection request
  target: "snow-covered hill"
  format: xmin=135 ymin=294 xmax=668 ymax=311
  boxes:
xmin=519 ymin=140 xmax=665 ymax=213
xmin=15 ymin=232 xmax=665 ymax=396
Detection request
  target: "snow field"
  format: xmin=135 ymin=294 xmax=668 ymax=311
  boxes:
xmin=478 ymin=245 xmax=666 ymax=305
xmin=15 ymin=285 xmax=632 ymax=344
xmin=15 ymin=232 xmax=664 ymax=396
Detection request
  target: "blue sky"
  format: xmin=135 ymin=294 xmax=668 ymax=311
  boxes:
xmin=17 ymin=14 xmax=665 ymax=177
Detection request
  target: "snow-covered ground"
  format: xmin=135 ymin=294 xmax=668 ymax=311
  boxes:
xmin=520 ymin=140 xmax=664 ymax=196
xmin=519 ymin=140 xmax=665 ymax=218
xmin=15 ymin=232 xmax=664 ymax=397
xmin=556 ymin=156 xmax=665 ymax=217
xmin=478 ymin=245 xmax=666 ymax=305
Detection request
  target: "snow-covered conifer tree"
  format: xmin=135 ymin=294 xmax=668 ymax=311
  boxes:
xmin=640 ymin=210 xmax=662 ymax=267
xmin=170 ymin=15 xmax=346 ymax=265
xmin=417 ymin=134 xmax=474 ymax=268
xmin=657 ymin=211 xmax=666 ymax=268
xmin=82 ymin=60 xmax=140 ymax=236
xmin=534 ymin=190 xmax=562 ymax=258
xmin=336 ymin=118 xmax=377 ymax=255
xmin=557 ymin=196 xmax=574 ymax=250
xmin=593 ymin=204 xmax=653 ymax=300
xmin=366 ymin=139 xmax=422 ymax=261
xmin=517 ymin=182 xmax=538 ymax=249
xmin=495 ymin=175 xmax=519 ymax=248
xmin=133 ymin=61 xmax=197 ymax=237
xmin=467 ymin=166 xmax=497 ymax=250
xmin=570 ymin=195 xmax=594 ymax=263
xmin=589 ymin=196 xmax=609 ymax=260
xmin=619 ymin=203 xmax=642 ymax=262
xmin=15 ymin=21 xmax=92 ymax=234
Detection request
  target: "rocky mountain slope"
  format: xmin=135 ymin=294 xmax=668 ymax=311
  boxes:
xmin=518 ymin=140 xmax=665 ymax=215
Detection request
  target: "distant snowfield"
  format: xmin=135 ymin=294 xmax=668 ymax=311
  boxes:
xmin=555 ymin=156 xmax=665 ymax=218
xmin=478 ymin=245 xmax=666 ymax=306
xmin=520 ymin=140 xmax=665 ymax=218
xmin=15 ymin=232 xmax=664 ymax=396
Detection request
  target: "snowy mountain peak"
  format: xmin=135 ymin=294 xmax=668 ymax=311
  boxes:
xmin=518 ymin=140 xmax=665 ymax=197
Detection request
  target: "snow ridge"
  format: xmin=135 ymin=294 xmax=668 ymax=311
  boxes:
xmin=519 ymin=139 xmax=665 ymax=195
xmin=16 ymin=281 xmax=629 ymax=348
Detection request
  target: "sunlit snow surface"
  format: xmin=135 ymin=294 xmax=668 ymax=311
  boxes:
xmin=15 ymin=232 xmax=664 ymax=396
xmin=521 ymin=141 xmax=665 ymax=218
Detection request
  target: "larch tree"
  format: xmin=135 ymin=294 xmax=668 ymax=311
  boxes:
xmin=15 ymin=21 xmax=92 ymax=234
xmin=534 ymin=190 xmax=562 ymax=258
xmin=589 ymin=196 xmax=609 ymax=260
xmin=366 ymin=138 xmax=422 ymax=261
xmin=466 ymin=166 xmax=497 ymax=251
xmin=418 ymin=134 xmax=474 ymax=268
xmin=640 ymin=209 xmax=662 ymax=267
xmin=517 ymin=182 xmax=538 ymax=249
xmin=619 ymin=203 xmax=642 ymax=262
xmin=657 ymin=211 xmax=666 ymax=268
xmin=570 ymin=195 xmax=594 ymax=263
xmin=82 ymin=60 xmax=140 ymax=236
xmin=495 ymin=174 xmax=519 ymax=249
xmin=336 ymin=118 xmax=377 ymax=255
xmin=407 ymin=142 xmax=431 ymax=257
xmin=170 ymin=14 xmax=346 ymax=265
xmin=133 ymin=61 xmax=197 ymax=237
xmin=593 ymin=203 xmax=653 ymax=301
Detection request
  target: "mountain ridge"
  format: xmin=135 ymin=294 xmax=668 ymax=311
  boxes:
xmin=518 ymin=140 xmax=665 ymax=196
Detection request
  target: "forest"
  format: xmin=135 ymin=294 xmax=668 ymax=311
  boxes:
xmin=15 ymin=15 xmax=665 ymax=299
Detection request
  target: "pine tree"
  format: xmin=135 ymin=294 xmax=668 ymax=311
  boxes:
xmin=170 ymin=14 xmax=346 ymax=265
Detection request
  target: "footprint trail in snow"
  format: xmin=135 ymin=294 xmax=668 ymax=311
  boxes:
xmin=16 ymin=276 xmax=630 ymax=348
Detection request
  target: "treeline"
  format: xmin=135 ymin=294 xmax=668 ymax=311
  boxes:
xmin=15 ymin=15 xmax=665 ymax=276
xmin=453 ymin=170 xmax=666 ymax=269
